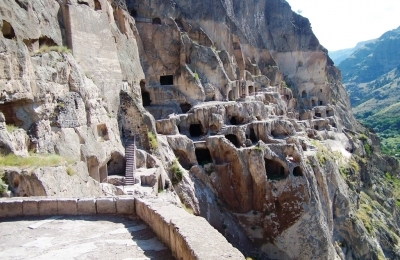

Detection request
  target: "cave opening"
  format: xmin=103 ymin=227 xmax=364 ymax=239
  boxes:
xmin=180 ymin=103 xmax=192 ymax=113
xmin=327 ymin=110 xmax=334 ymax=117
xmin=160 ymin=75 xmax=173 ymax=85
xmin=94 ymin=0 xmax=101 ymax=10
xmin=250 ymin=128 xmax=258 ymax=143
xmin=312 ymin=99 xmax=317 ymax=106
xmin=173 ymin=150 xmax=191 ymax=170
xmin=152 ymin=17 xmax=162 ymax=25
xmin=129 ymin=8 xmax=137 ymax=17
xmin=107 ymin=152 xmax=126 ymax=177
xmin=293 ymin=166 xmax=303 ymax=177
xmin=142 ymin=91 xmax=151 ymax=106
xmin=249 ymin=85 xmax=254 ymax=94
xmin=2 ymin=20 xmax=15 ymax=39
xmin=225 ymin=134 xmax=240 ymax=148
xmin=189 ymin=124 xmax=203 ymax=137
xmin=97 ymin=124 xmax=109 ymax=141
xmin=195 ymin=148 xmax=212 ymax=166
xmin=0 ymin=103 xmax=23 ymax=127
xmin=265 ymin=158 xmax=287 ymax=180
xmin=314 ymin=125 xmax=319 ymax=130
xmin=301 ymin=90 xmax=307 ymax=98
xmin=230 ymin=116 xmax=239 ymax=125
xmin=209 ymin=124 xmax=218 ymax=134
xmin=315 ymin=112 xmax=322 ymax=118
xmin=228 ymin=90 xmax=234 ymax=101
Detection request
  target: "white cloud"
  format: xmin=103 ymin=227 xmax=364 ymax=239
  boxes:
xmin=285 ymin=0 xmax=400 ymax=51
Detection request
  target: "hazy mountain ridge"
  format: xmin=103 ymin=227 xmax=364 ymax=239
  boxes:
xmin=339 ymin=26 xmax=400 ymax=155
xmin=329 ymin=39 xmax=374 ymax=65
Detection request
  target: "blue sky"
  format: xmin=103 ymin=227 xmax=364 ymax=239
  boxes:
xmin=285 ymin=0 xmax=400 ymax=51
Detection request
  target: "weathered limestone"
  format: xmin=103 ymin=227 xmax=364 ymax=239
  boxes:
xmin=115 ymin=196 xmax=135 ymax=214
xmin=0 ymin=199 xmax=23 ymax=217
xmin=58 ymin=198 xmax=78 ymax=215
xmin=38 ymin=198 xmax=58 ymax=216
xmin=96 ymin=197 xmax=116 ymax=214
xmin=77 ymin=198 xmax=97 ymax=215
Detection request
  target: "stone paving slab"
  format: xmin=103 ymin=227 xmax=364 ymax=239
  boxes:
xmin=0 ymin=215 xmax=174 ymax=260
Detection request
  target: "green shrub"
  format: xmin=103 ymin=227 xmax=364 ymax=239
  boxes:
xmin=0 ymin=178 xmax=7 ymax=194
xmin=364 ymin=143 xmax=371 ymax=156
xmin=5 ymin=124 xmax=18 ymax=133
xmin=359 ymin=134 xmax=368 ymax=142
xmin=170 ymin=158 xmax=183 ymax=185
xmin=193 ymin=72 xmax=199 ymax=81
xmin=35 ymin=45 xmax=71 ymax=54
xmin=66 ymin=166 xmax=75 ymax=176
xmin=0 ymin=153 xmax=69 ymax=168
xmin=147 ymin=131 xmax=158 ymax=151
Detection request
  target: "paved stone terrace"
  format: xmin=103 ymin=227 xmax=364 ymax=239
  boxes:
xmin=0 ymin=215 xmax=174 ymax=260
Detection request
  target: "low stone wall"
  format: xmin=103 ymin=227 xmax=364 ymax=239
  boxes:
xmin=0 ymin=196 xmax=245 ymax=259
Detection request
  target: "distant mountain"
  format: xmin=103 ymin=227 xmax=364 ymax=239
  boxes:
xmin=329 ymin=40 xmax=374 ymax=65
xmin=339 ymin=26 xmax=400 ymax=155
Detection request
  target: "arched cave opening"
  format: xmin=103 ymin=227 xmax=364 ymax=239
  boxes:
xmin=312 ymin=99 xmax=317 ymax=107
xmin=97 ymin=124 xmax=109 ymax=141
xmin=142 ymin=91 xmax=151 ymax=106
xmin=319 ymin=101 xmax=323 ymax=106
xmin=293 ymin=166 xmax=303 ymax=177
xmin=315 ymin=112 xmax=322 ymax=118
xmin=249 ymin=85 xmax=254 ymax=94
xmin=250 ymin=127 xmax=258 ymax=143
xmin=107 ymin=152 xmax=126 ymax=177
xmin=230 ymin=116 xmax=240 ymax=125
xmin=2 ymin=20 xmax=15 ymax=39
xmin=285 ymin=94 xmax=289 ymax=100
xmin=228 ymin=90 xmax=234 ymax=101
xmin=265 ymin=158 xmax=287 ymax=180
xmin=225 ymin=134 xmax=240 ymax=148
xmin=189 ymin=124 xmax=203 ymax=137
xmin=180 ymin=103 xmax=192 ymax=113
xmin=129 ymin=8 xmax=137 ymax=17
xmin=331 ymin=122 xmax=336 ymax=128
xmin=195 ymin=148 xmax=212 ymax=166
xmin=0 ymin=103 xmax=23 ymax=127
xmin=173 ymin=150 xmax=191 ymax=170
xmin=160 ymin=75 xmax=173 ymax=85
xmin=152 ymin=17 xmax=162 ymax=25
xmin=39 ymin=36 xmax=56 ymax=47
xmin=314 ymin=125 xmax=319 ymax=130
xmin=94 ymin=0 xmax=101 ymax=10
xmin=301 ymin=90 xmax=307 ymax=98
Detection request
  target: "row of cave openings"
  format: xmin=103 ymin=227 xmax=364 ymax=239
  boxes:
xmin=301 ymin=90 xmax=324 ymax=106
xmin=174 ymin=146 xmax=303 ymax=180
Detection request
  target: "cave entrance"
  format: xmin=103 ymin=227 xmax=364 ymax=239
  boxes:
xmin=265 ymin=158 xmax=287 ymax=180
xmin=249 ymin=85 xmax=254 ymax=94
xmin=180 ymin=103 xmax=192 ymax=113
xmin=0 ymin=103 xmax=23 ymax=127
xmin=209 ymin=124 xmax=218 ymax=134
xmin=228 ymin=90 xmax=234 ymax=101
xmin=225 ymin=134 xmax=240 ymax=148
xmin=142 ymin=91 xmax=151 ymax=106
xmin=2 ymin=20 xmax=15 ymax=39
xmin=129 ymin=8 xmax=137 ymax=17
xmin=195 ymin=148 xmax=212 ymax=166
xmin=160 ymin=75 xmax=173 ymax=85
xmin=301 ymin=90 xmax=307 ymax=98
xmin=312 ymin=99 xmax=317 ymax=106
xmin=230 ymin=116 xmax=242 ymax=125
xmin=173 ymin=150 xmax=191 ymax=170
xmin=94 ymin=0 xmax=101 ymax=10
xmin=319 ymin=101 xmax=323 ymax=106
xmin=87 ymin=156 xmax=100 ymax=182
xmin=250 ymin=127 xmax=258 ymax=143
xmin=97 ymin=124 xmax=109 ymax=141
xmin=293 ymin=166 xmax=303 ymax=177
xmin=152 ymin=17 xmax=162 ymax=25
xmin=315 ymin=112 xmax=322 ymax=118
xmin=107 ymin=152 xmax=126 ymax=177
xmin=189 ymin=124 xmax=203 ymax=137
xmin=327 ymin=110 xmax=334 ymax=117
xmin=314 ymin=125 xmax=319 ymax=130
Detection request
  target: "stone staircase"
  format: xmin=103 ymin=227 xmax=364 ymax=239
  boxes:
xmin=125 ymin=138 xmax=136 ymax=186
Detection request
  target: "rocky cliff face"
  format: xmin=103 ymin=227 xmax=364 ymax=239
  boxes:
xmin=0 ymin=0 xmax=399 ymax=259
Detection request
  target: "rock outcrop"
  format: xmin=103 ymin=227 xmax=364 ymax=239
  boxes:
xmin=0 ymin=0 xmax=399 ymax=259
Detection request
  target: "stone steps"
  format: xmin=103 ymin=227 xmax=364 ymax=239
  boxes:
xmin=125 ymin=139 xmax=136 ymax=185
